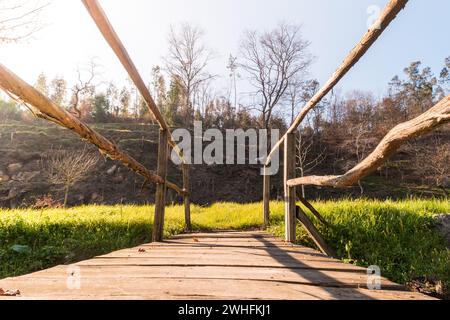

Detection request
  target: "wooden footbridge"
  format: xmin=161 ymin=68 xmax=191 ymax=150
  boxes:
xmin=0 ymin=231 xmax=433 ymax=300
xmin=0 ymin=0 xmax=448 ymax=300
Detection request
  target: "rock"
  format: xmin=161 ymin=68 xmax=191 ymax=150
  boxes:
xmin=112 ymin=175 xmax=124 ymax=184
xmin=11 ymin=171 xmax=40 ymax=183
xmin=8 ymin=188 xmax=20 ymax=199
xmin=91 ymin=193 xmax=100 ymax=201
xmin=435 ymin=214 xmax=450 ymax=247
xmin=107 ymin=165 xmax=118 ymax=175
xmin=7 ymin=163 xmax=23 ymax=174
xmin=0 ymin=171 xmax=10 ymax=183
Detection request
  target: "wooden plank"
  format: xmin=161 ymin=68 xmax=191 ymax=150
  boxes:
xmin=263 ymin=167 xmax=271 ymax=227
xmin=8 ymin=265 xmax=403 ymax=290
xmin=152 ymin=129 xmax=168 ymax=242
xmin=0 ymin=231 xmax=433 ymax=300
xmin=284 ymin=133 xmax=296 ymax=243
xmin=170 ymin=232 xmax=273 ymax=239
xmin=0 ymin=276 xmax=431 ymax=301
xmin=81 ymin=256 xmax=366 ymax=271
xmin=296 ymin=206 xmax=337 ymax=258
xmin=98 ymin=249 xmax=334 ymax=262
xmin=297 ymin=195 xmax=330 ymax=227
xmin=93 ymin=254 xmax=354 ymax=267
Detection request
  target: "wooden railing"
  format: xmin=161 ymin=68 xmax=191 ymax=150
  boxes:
xmin=262 ymin=0 xmax=409 ymax=255
xmin=0 ymin=0 xmax=193 ymax=243
xmin=81 ymin=0 xmax=192 ymax=241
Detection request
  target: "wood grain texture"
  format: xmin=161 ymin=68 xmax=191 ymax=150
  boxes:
xmin=153 ymin=129 xmax=169 ymax=242
xmin=284 ymin=133 xmax=296 ymax=243
xmin=263 ymin=168 xmax=271 ymax=227
xmin=0 ymin=231 xmax=433 ymax=300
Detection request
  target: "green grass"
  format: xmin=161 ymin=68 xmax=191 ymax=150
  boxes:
xmin=1 ymin=199 xmax=449 ymax=293
xmin=268 ymin=199 xmax=450 ymax=287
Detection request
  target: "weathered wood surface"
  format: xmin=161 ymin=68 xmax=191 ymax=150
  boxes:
xmin=263 ymin=168 xmax=270 ymax=227
xmin=284 ymin=133 xmax=296 ymax=243
xmin=0 ymin=231 xmax=433 ymax=300
xmin=296 ymin=206 xmax=337 ymax=259
xmin=152 ymin=129 xmax=169 ymax=242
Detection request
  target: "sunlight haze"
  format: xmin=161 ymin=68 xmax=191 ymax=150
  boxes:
xmin=1 ymin=0 xmax=449 ymax=97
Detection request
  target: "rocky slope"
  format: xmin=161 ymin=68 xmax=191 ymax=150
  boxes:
xmin=0 ymin=121 xmax=446 ymax=208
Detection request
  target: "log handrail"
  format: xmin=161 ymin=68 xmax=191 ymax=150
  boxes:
xmin=81 ymin=0 xmax=186 ymax=165
xmin=0 ymin=63 xmax=186 ymax=196
xmin=265 ymin=0 xmax=409 ymax=166
xmin=287 ymin=95 xmax=450 ymax=188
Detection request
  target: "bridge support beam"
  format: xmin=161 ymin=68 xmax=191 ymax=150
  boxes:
xmin=183 ymin=164 xmax=191 ymax=232
xmin=284 ymin=133 xmax=296 ymax=243
xmin=263 ymin=167 xmax=271 ymax=227
xmin=153 ymin=129 xmax=169 ymax=242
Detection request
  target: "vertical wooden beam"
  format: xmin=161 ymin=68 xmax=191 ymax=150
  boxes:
xmin=284 ymin=133 xmax=296 ymax=243
xmin=296 ymin=206 xmax=337 ymax=258
xmin=152 ymin=129 xmax=169 ymax=242
xmin=183 ymin=164 xmax=191 ymax=232
xmin=263 ymin=166 xmax=270 ymax=227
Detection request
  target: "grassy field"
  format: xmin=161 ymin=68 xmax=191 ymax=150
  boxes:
xmin=0 ymin=199 xmax=449 ymax=295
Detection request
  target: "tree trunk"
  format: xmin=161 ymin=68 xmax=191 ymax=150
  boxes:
xmin=358 ymin=180 xmax=364 ymax=195
xmin=63 ymin=185 xmax=70 ymax=207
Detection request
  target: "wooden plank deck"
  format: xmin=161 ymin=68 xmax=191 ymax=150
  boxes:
xmin=0 ymin=231 xmax=433 ymax=300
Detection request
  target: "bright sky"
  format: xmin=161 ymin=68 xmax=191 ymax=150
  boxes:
xmin=1 ymin=0 xmax=449 ymax=98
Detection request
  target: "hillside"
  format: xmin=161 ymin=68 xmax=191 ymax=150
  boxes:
xmin=0 ymin=121 xmax=446 ymax=208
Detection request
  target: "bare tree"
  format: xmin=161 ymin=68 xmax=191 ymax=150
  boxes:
xmin=227 ymin=54 xmax=239 ymax=111
xmin=164 ymin=23 xmax=214 ymax=127
xmin=287 ymin=95 xmax=450 ymax=190
xmin=69 ymin=59 xmax=100 ymax=119
xmin=413 ymin=134 xmax=450 ymax=196
xmin=286 ymin=77 xmax=304 ymax=124
xmin=0 ymin=0 xmax=48 ymax=43
xmin=239 ymin=23 xmax=312 ymax=129
xmin=296 ymin=133 xmax=326 ymax=197
xmin=343 ymin=91 xmax=377 ymax=194
xmin=43 ymin=148 xmax=99 ymax=207
xmin=193 ymin=79 xmax=215 ymax=119
xmin=350 ymin=123 xmax=372 ymax=195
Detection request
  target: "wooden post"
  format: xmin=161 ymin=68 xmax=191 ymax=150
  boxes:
xmin=183 ymin=164 xmax=191 ymax=232
xmin=296 ymin=206 xmax=337 ymax=258
xmin=152 ymin=129 xmax=169 ymax=242
xmin=263 ymin=166 xmax=270 ymax=227
xmin=284 ymin=133 xmax=296 ymax=243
